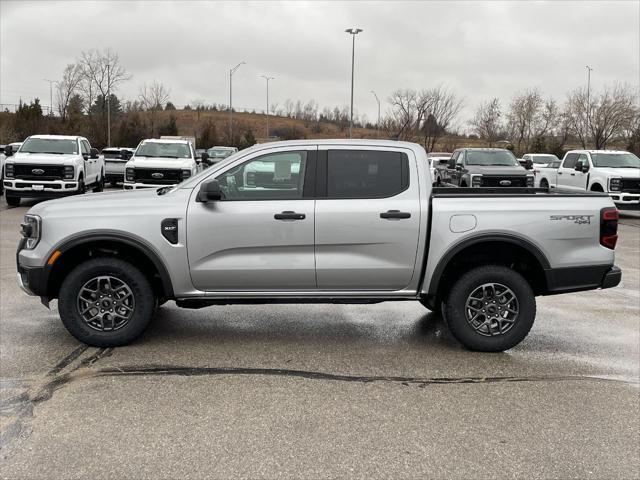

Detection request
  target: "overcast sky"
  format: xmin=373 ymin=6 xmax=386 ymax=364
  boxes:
xmin=1 ymin=0 xmax=638 ymax=130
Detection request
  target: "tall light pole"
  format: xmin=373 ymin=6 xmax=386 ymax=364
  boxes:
xmin=585 ymin=65 xmax=593 ymax=137
xmin=44 ymin=79 xmax=55 ymax=116
xmin=370 ymin=90 xmax=380 ymax=138
xmin=106 ymin=63 xmax=111 ymax=147
xmin=260 ymin=75 xmax=275 ymax=138
xmin=229 ymin=61 xmax=245 ymax=145
xmin=345 ymin=27 xmax=363 ymax=139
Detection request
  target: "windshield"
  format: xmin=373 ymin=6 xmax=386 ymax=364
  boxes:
xmin=591 ymin=153 xmax=640 ymax=168
xmin=532 ymin=154 xmax=559 ymax=164
xmin=207 ymin=148 xmax=234 ymax=158
xmin=135 ymin=142 xmax=191 ymax=159
xmin=466 ymin=150 xmax=518 ymax=166
xmin=20 ymin=138 xmax=78 ymax=155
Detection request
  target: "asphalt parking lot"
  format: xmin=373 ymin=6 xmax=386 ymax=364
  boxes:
xmin=1 ymin=192 xmax=639 ymax=479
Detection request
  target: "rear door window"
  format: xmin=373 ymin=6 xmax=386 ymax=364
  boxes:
xmin=326 ymin=150 xmax=408 ymax=199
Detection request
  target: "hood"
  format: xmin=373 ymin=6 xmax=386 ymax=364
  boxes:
xmin=11 ymin=153 xmax=79 ymax=164
xmin=127 ymin=156 xmax=194 ymax=170
xmin=465 ymin=165 xmax=529 ymax=176
xmin=27 ymin=188 xmax=164 ymax=217
xmin=592 ymin=167 xmax=640 ymax=178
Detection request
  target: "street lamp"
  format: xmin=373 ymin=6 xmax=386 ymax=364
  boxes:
xmin=106 ymin=63 xmax=111 ymax=147
xmin=586 ymin=65 xmax=593 ymax=137
xmin=260 ymin=75 xmax=275 ymax=138
xmin=370 ymin=90 xmax=380 ymax=138
xmin=345 ymin=27 xmax=363 ymax=139
xmin=229 ymin=61 xmax=245 ymax=144
xmin=43 ymin=79 xmax=56 ymax=116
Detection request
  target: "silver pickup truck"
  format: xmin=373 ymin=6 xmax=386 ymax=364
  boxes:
xmin=16 ymin=140 xmax=621 ymax=352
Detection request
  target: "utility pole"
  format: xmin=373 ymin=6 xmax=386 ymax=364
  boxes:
xmin=345 ymin=28 xmax=363 ymax=139
xmin=229 ymin=61 xmax=245 ymax=145
xmin=106 ymin=63 xmax=111 ymax=147
xmin=585 ymin=65 xmax=593 ymax=140
xmin=260 ymin=75 xmax=275 ymax=138
xmin=370 ymin=90 xmax=380 ymax=138
xmin=44 ymin=79 xmax=55 ymax=116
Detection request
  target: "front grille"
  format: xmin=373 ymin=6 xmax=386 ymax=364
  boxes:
xmin=480 ymin=176 xmax=527 ymax=187
xmin=133 ymin=168 xmax=183 ymax=184
xmin=621 ymin=178 xmax=640 ymax=193
xmin=13 ymin=164 xmax=65 ymax=181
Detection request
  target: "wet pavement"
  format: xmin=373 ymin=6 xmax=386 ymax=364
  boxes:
xmin=1 ymin=194 xmax=639 ymax=479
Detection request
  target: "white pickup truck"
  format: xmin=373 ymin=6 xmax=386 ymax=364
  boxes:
xmin=16 ymin=140 xmax=621 ymax=352
xmin=124 ymin=138 xmax=203 ymax=190
xmin=536 ymin=150 xmax=640 ymax=210
xmin=3 ymin=135 xmax=104 ymax=207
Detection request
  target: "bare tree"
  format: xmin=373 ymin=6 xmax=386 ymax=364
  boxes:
xmin=419 ymin=86 xmax=463 ymax=152
xmin=589 ymin=83 xmax=638 ymax=149
xmin=506 ymin=89 xmax=542 ymax=152
xmin=564 ymin=87 xmax=591 ymax=148
xmin=56 ymin=63 xmax=83 ymax=121
xmin=470 ymin=98 xmax=503 ymax=146
xmin=79 ymin=49 xmax=131 ymax=109
xmin=139 ymin=80 xmax=171 ymax=136
xmin=387 ymin=89 xmax=419 ymax=140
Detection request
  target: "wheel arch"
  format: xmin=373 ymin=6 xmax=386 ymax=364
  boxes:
xmin=45 ymin=232 xmax=174 ymax=302
xmin=425 ymin=233 xmax=551 ymax=305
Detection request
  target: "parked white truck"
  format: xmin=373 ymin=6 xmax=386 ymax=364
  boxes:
xmin=3 ymin=135 xmax=104 ymax=207
xmin=124 ymin=138 xmax=203 ymax=189
xmin=17 ymin=140 xmax=621 ymax=352
xmin=536 ymin=150 xmax=640 ymax=210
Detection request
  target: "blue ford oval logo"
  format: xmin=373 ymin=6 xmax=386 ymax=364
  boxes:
xmin=32 ymin=169 xmax=45 ymax=175
xmin=151 ymin=172 xmax=164 ymax=179
xmin=499 ymin=180 xmax=512 ymax=186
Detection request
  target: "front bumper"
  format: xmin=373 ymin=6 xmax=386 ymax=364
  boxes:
xmin=609 ymin=192 xmax=640 ymax=210
xmin=4 ymin=179 xmax=79 ymax=197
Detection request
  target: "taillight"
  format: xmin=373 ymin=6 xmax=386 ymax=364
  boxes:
xmin=600 ymin=207 xmax=618 ymax=249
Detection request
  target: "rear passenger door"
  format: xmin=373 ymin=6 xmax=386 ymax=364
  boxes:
xmin=314 ymin=147 xmax=421 ymax=290
xmin=558 ymin=153 xmax=579 ymax=190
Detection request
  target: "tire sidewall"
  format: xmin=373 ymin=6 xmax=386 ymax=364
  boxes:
xmin=444 ymin=265 xmax=536 ymax=352
xmin=58 ymin=258 xmax=155 ymax=347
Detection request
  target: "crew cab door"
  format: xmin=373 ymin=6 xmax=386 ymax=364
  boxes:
xmin=80 ymin=140 xmax=96 ymax=183
xmin=314 ymin=147 xmax=421 ymax=290
xmin=186 ymin=146 xmax=317 ymax=291
xmin=448 ymin=151 xmax=463 ymax=185
xmin=557 ymin=153 xmax=582 ymax=190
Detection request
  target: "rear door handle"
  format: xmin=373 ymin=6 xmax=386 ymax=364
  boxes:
xmin=274 ymin=211 xmax=305 ymax=220
xmin=380 ymin=210 xmax=411 ymax=219
xmin=570 ymin=173 xmax=575 ymax=176
xmin=557 ymin=172 xmax=563 ymax=175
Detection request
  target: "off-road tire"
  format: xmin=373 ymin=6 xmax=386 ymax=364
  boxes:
xmin=58 ymin=258 xmax=156 ymax=347
xmin=443 ymin=265 xmax=536 ymax=352
xmin=93 ymin=171 xmax=105 ymax=192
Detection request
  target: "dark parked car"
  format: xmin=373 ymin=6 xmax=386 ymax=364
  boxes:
xmin=444 ymin=148 xmax=534 ymax=188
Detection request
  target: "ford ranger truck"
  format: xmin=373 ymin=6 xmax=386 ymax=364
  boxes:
xmin=445 ymin=148 xmax=534 ymax=188
xmin=536 ymin=150 xmax=640 ymax=211
xmin=124 ymin=138 xmax=200 ymax=189
xmin=16 ymin=140 xmax=621 ymax=352
xmin=4 ymin=135 xmax=104 ymax=207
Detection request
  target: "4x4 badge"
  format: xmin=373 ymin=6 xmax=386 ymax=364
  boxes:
xmin=549 ymin=214 xmax=594 ymax=225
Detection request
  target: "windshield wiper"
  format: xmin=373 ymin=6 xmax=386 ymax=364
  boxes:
xmin=157 ymin=186 xmax=173 ymax=195
xmin=156 ymin=155 xmax=180 ymax=158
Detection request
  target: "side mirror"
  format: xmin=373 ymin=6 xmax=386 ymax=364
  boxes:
xmin=525 ymin=159 xmax=533 ymax=170
xmin=197 ymin=179 xmax=222 ymax=202
xmin=582 ymin=164 xmax=590 ymax=173
xmin=455 ymin=165 xmax=462 ymax=171
xmin=575 ymin=163 xmax=589 ymax=173
xmin=201 ymin=152 xmax=210 ymax=165
xmin=4 ymin=145 xmax=13 ymax=157
xmin=448 ymin=159 xmax=456 ymax=169
xmin=90 ymin=148 xmax=99 ymax=159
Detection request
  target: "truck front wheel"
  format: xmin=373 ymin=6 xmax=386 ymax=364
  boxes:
xmin=58 ymin=258 xmax=156 ymax=347
xmin=5 ymin=194 xmax=20 ymax=207
xmin=443 ymin=265 xmax=536 ymax=352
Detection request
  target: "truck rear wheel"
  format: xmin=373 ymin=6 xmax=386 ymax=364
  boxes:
xmin=443 ymin=265 xmax=535 ymax=352
xmin=58 ymin=258 xmax=156 ymax=347
xmin=5 ymin=194 xmax=20 ymax=207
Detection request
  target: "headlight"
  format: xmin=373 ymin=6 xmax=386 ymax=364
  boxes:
xmin=609 ymin=177 xmax=622 ymax=192
xmin=471 ymin=175 xmax=482 ymax=187
xmin=181 ymin=169 xmax=191 ymax=180
xmin=526 ymin=175 xmax=534 ymax=187
xmin=20 ymin=215 xmax=41 ymax=250
xmin=64 ymin=166 xmax=74 ymax=179
xmin=5 ymin=163 xmax=14 ymax=178
xmin=125 ymin=168 xmax=135 ymax=182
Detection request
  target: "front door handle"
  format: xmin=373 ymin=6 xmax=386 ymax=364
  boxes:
xmin=274 ymin=211 xmax=305 ymax=220
xmin=380 ymin=210 xmax=411 ymax=219
xmin=557 ymin=172 xmax=563 ymax=175
xmin=570 ymin=173 xmax=575 ymax=176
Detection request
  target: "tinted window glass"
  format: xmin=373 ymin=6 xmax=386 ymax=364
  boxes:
xmin=217 ymin=151 xmax=307 ymax=200
xmin=21 ymin=138 xmax=79 ymax=155
xmin=563 ymin=153 xmax=578 ymax=169
xmin=327 ymin=150 xmax=408 ymax=198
